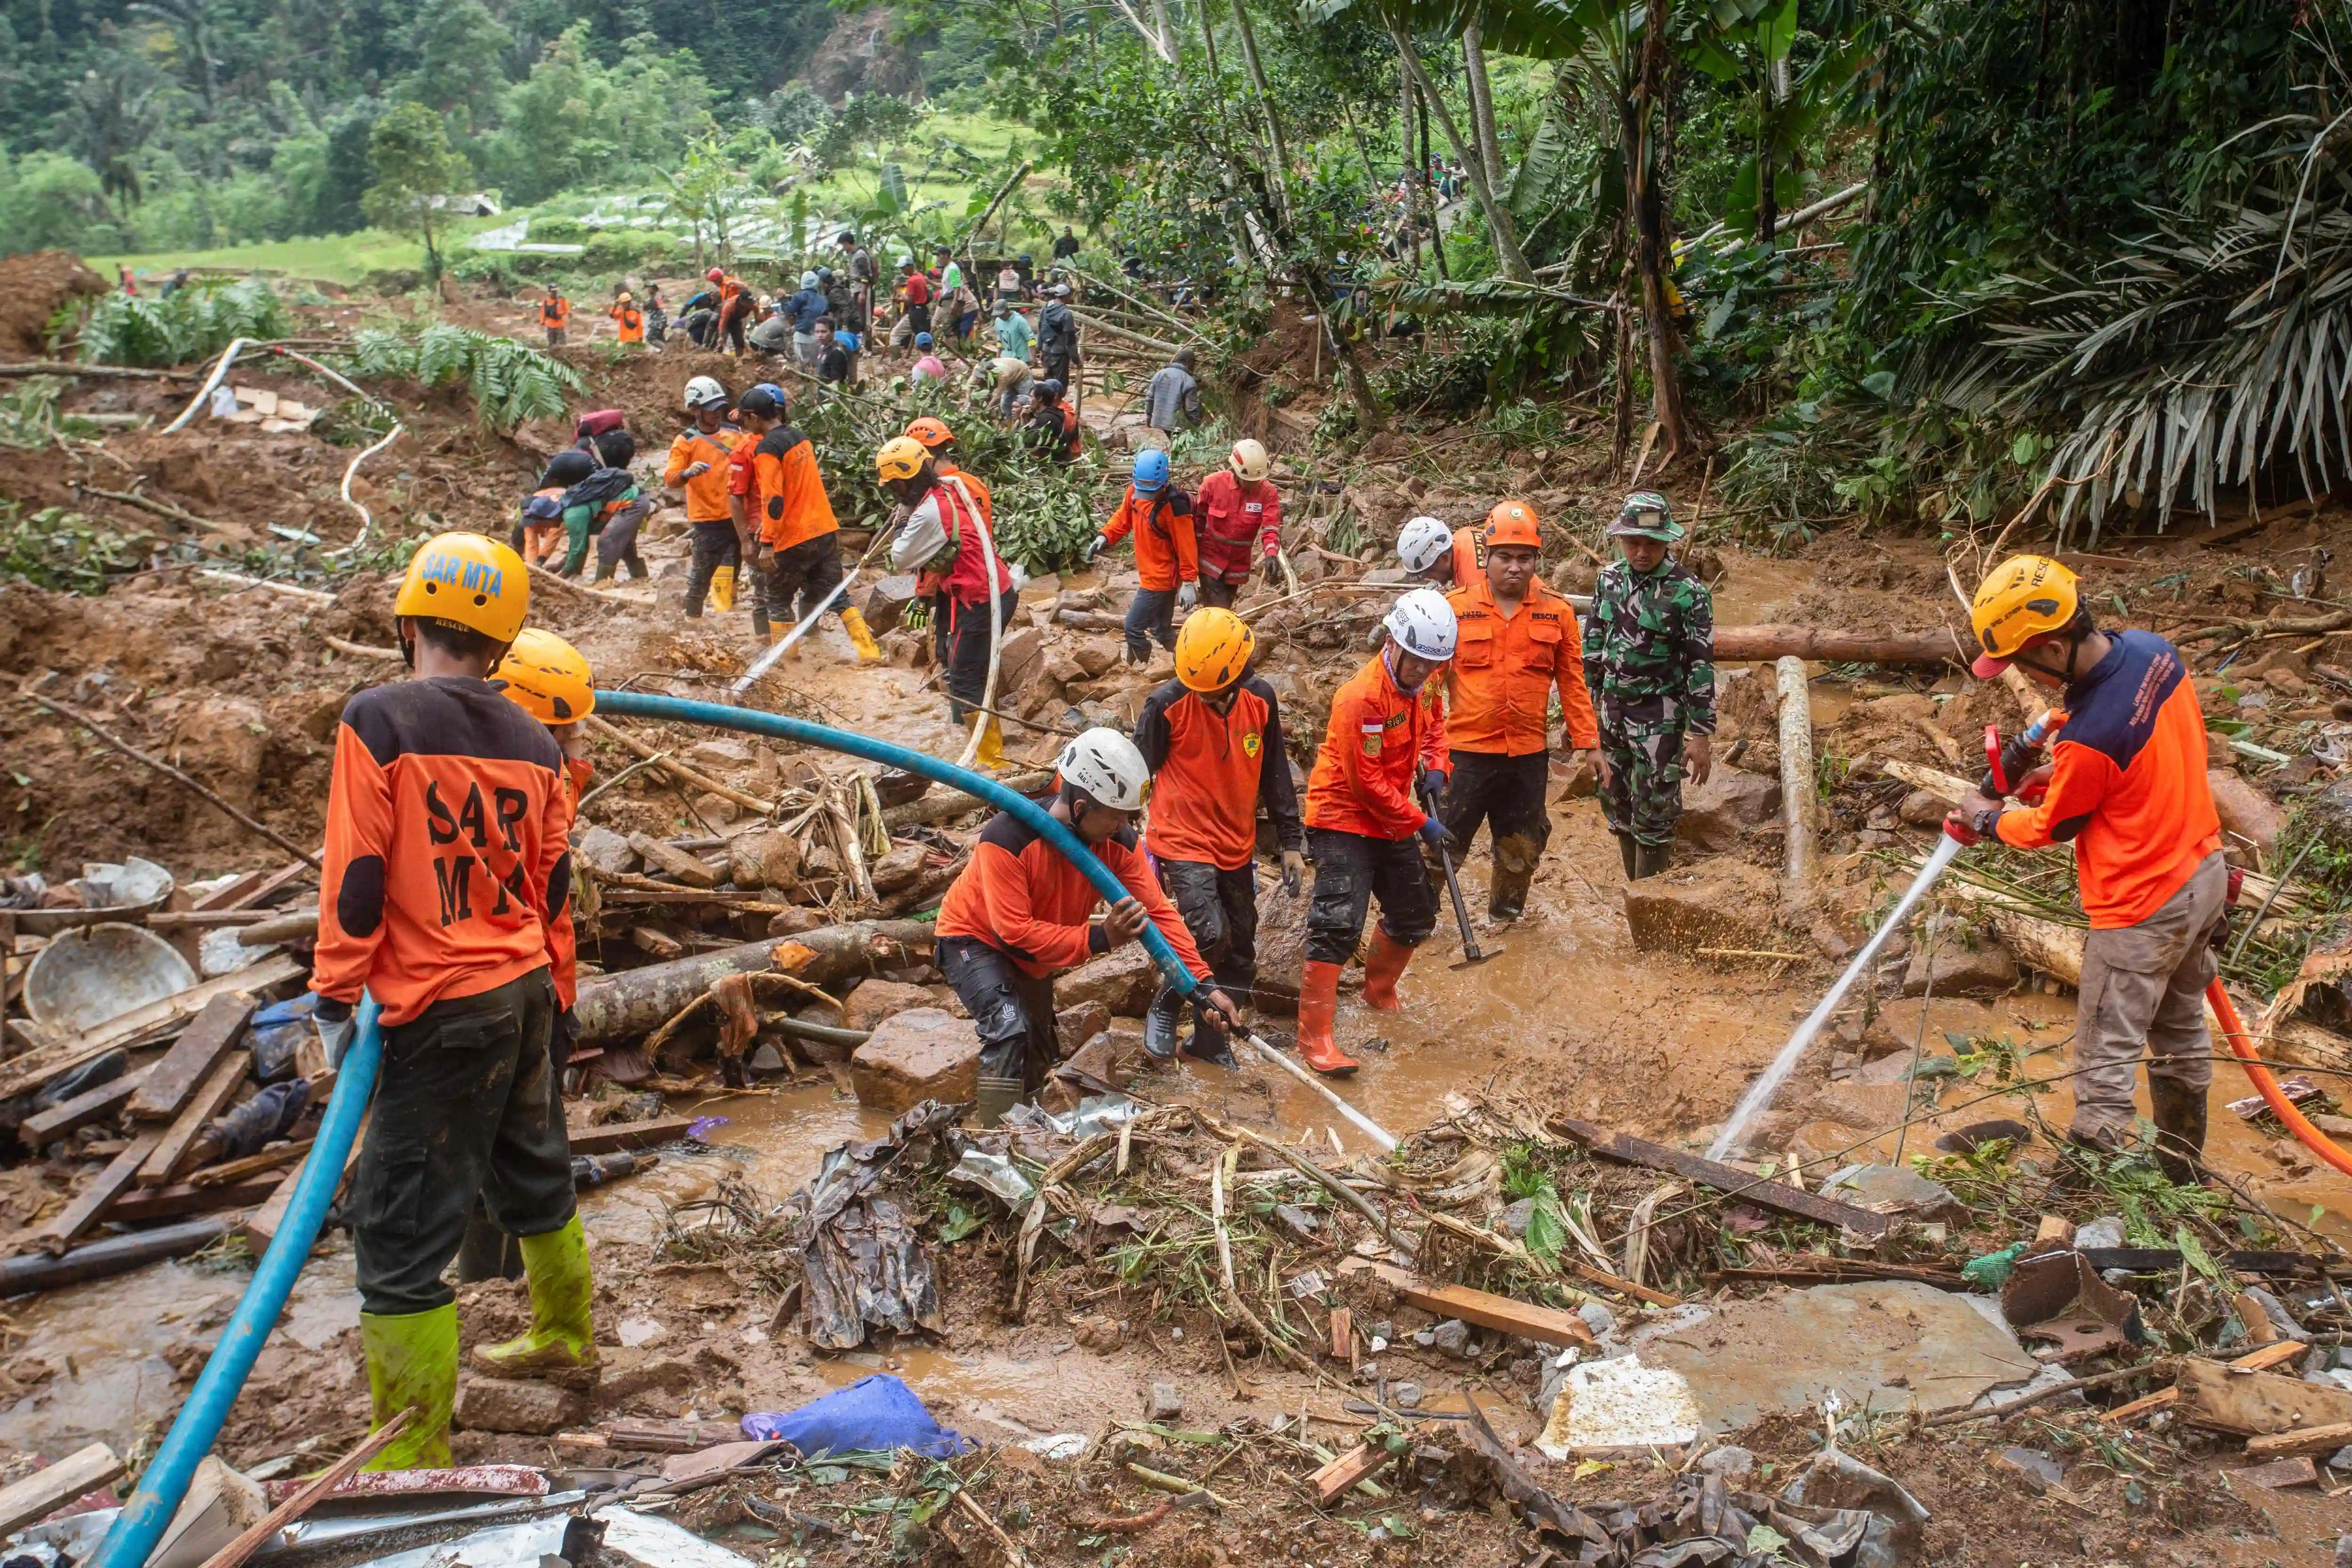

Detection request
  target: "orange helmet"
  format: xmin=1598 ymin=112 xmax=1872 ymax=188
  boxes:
xmin=906 ymin=415 xmax=955 ymax=451
xmin=1484 ymin=499 xmax=1541 ymax=549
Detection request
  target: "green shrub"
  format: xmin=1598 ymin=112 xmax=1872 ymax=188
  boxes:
xmin=66 ymin=276 xmax=291 ymax=368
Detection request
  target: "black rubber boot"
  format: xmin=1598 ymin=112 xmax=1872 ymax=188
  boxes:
xmin=751 ymin=604 xmax=772 ymax=640
xmin=1180 ymin=1003 xmax=1238 ymax=1069
xmin=1143 ymin=987 xmax=1184 ymax=1060
xmin=1490 ymin=834 xmax=1541 ymax=922
xmin=2149 ymin=1077 xmax=2210 ymax=1187
xmin=1615 ymin=832 xmax=1638 ymax=878
xmin=1631 ymin=840 xmax=1672 ymax=881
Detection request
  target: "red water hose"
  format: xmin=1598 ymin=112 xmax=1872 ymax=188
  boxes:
xmin=2207 ymin=980 xmax=2352 ymax=1179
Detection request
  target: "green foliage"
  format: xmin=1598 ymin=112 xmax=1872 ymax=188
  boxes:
xmin=360 ymin=103 xmax=473 ymax=280
xmin=341 ymin=324 xmax=588 ymax=429
xmin=817 ymin=95 xmax=924 ymax=171
xmin=0 ymin=151 xmax=127 ymax=255
xmin=0 ymin=501 xmax=149 ymax=594
xmin=485 ymin=25 xmax=717 ymax=205
xmin=68 ymin=276 xmax=291 ymax=367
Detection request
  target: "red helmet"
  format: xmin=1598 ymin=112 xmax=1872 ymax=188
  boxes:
xmin=705 ymin=267 xmax=724 ymax=284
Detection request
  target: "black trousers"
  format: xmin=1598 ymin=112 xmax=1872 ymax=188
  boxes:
xmin=939 ymin=936 xmax=1058 ymax=1093
xmin=945 ymin=591 xmax=1017 ymax=722
xmin=1156 ymin=858 xmax=1258 ymax=995
xmin=759 ymin=533 xmax=846 ymax=629
xmin=683 ymin=519 xmax=741 ymax=617
xmin=593 ymin=499 xmax=650 ymax=581
xmin=1303 ymin=828 xmax=1438 ymax=966
xmin=1440 ymin=750 xmax=1551 ymax=856
xmin=1123 ymin=586 xmax=1178 ymax=661
xmin=352 ymin=970 xmax=574 ymax=1316
xmin=1197 ymin=579 xmax=1239 ymax=611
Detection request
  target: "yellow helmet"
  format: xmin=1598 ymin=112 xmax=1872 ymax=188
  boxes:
xmin=493 ymin=628 xmax=596 ymax=724
xmin=875 ymin=436 xmax=929 ymax=483
xmin=395 ymin=532 xmax=528 ymax=643
xmin=1176 ymin=607 xmax=1254 ymax=692
xmin=1970 ymin=554 xmax=2080 ymax=677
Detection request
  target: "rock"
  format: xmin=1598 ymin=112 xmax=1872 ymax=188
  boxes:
xmin=995 ymin=626 xmax=1047 ymax=702
xmin=1697 ymin=1445 xmax=1753 ymax=1480
xmin=1147 ymin=1382 xmax=1184 ymax=1420
xmin=1809 ymin=1080 xmax=1912 ymax=1130
xmin=1676 ymin=769 xmax=1782 ymax=852
xmin=2209 ymin=768 xmax=2286 ymax=857
xmin=1900 ymin=918 xmax=2018 ymax=998
xmin=1073 ymin=639 xmax=1121 ymax=679
xmin=690 ymin=792 xmax=740 ymax=827
xmin=767 ymin=906 xmax=824 ymax=937
xmin=849 ymin=1007 xmax=981 ymax=1114
xmin=1819 ymin=1162 xmax=1967 ymax=1222
xmin=1073 ymin=1314 xmax=1125 ymax=1353
xmin=1250 ymin=876 xmax=1310 ymax=1014
xmin=1898 ymin=789 xmax=1949 ymax=828
xmin=2074 ymin=1215 xmax=2126 ymax=1250
xmin=868 ymin=842 xmax=927 ymax=893
xmin=1043 ymin=649 xmax=1088 ymax=687
xmin=456 ymin=1376 xmax=585 ymax=1434
xmin=575 ymin=823 xmax=638 ymax=877
xmin=863 ymin=574 xmax=918 ymax=635
xmin=1057 ymin=945 xmax=1160 ymax=1017
xmin=749 ymin=1043 xmax=785 ymax=1073
xmin=1391 ymin=1381 xmax=1423 ymax=1409
xmin=1622 ymin=859 xmax=1780 ymax=954
xmin=1056 ymin=1000 xmax=1110 ymax=1049
xmin=1498 ymin=1197 xmax=1536 ymax=1238
xmin=2329 ymin=1445 xmax=2352 ymax=1472
xmin=1057 ymin=1031 xmax=1123 ymax=1086
xmin=1430 ymin=1319 xmax=1473 ymax=1358
xmin=843 ymin=979 xmax=941 ymax=1034
xmin=169 ymin=696 xmax=270 ymax=810
xmin=729 ymin=830 xmax=803 ymax=891
xmin=687 ymin=739 xmax=755 ymax=769
xmin=1577 ymin=1301 xmax=1618 ymax=1340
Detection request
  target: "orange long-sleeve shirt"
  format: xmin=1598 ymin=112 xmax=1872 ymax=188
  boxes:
xmin=1136 ymin=676 xmax=1303 ymax=869
xmin=747 ymin=425 xmax=838 ymax=551
xmin=1449 ymin=525 xmax=1483 ymax=587
xmin=665 ymin=425 xmax=744 ymax=523
xmin=1445 ymin=576 xmax=1599 ymax=756
xmin=1304 ymin=651 xmax=1450 ymax=840
xmin=936 ymin=805 xmax=1210 ymax=981
xmin=310 ymin=679 xmax=572 ymax=1027
xmin=938 ymin=461 xmax=992 ymax=528
xmin=1098 ymin=485 xmax=1199 ymax=591
xmin=1994 ymin=629 xmax=2221 ymax=928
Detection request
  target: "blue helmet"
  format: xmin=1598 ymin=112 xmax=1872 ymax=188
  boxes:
xmin=914 ymin=332 xmax=933 ymax=349
xmin=1132 ymin=448 xmax=1171 ymax=494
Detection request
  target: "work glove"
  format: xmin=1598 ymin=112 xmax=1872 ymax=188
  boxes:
xmin=1418 ymin=768 xmax=1449 ymax=812
xmin=904 ymin=600 xmax=930 ymax=633
xmin=1081 ymin=534 xmax=1106 ymax=565
xmin=1416 ymin=816 xmax=1456 ymax=853
xmin=1177 ymin=581 xmax=1199 ymax=611
xmin=1263 ymin=556 xmax=1285 ymax=588
xmin=1280 ymin=849 xmax=1305 ymax=899
xmin=313 ymin=1000 xmax=357 ymax=1071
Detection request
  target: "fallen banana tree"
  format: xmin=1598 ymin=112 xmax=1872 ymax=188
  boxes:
xmin=573 ymin=918 xmax=933 ymax=1047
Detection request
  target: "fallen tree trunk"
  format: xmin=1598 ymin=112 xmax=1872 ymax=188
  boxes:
xmin=572 ymin=919 xmax=933 ymax=1046
xmin=1714 ymin=625 xmax=1967 ymax=666
xmin=1776 ymin=656 xmax=1816 ymax=887
xmin=882 ymin=772 xmax=1050 ymax=829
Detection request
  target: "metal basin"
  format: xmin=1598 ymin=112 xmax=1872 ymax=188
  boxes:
xmin=24 ymin=922 xmax=198 ymax=1034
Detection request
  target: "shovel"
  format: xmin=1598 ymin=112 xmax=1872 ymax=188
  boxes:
xmin=1421 ymin=781 xmax=1500 ymax=970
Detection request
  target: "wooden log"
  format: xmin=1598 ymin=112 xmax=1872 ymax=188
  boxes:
xmin=0 ymin=955 xmax=299 ymax=1102
xmin=571 ymin=920 xmax=933 ymax=1047
xmin=136 ymin=1050 xmax=249 ymax=1187
xmin=882 ymin=772 xmax=1050 ymax=829
xmin=1339 ymin=1259 xmax=1595 ymax=1350
xmin=1549 ymin=1115 xmax=1892 ymax=1238
xmin=0 ymin=1442 xmax=127 ymax=1535
xmin=2244 ymin=1418 xmax=2352 ymax=1458
xmin=584 ymin=715 xmax=776 ymax=816
xmin=128 ymin=992 xmax=254 ymax=1121
xmin=627 ymin=833 xmax=721 ymax=889
xmin=107 ymin=1172 xmax=285 ymax=1223
xmin=32 ymin=1131 xmax=163 ymax=1252
xmin=1712 ymin=625 xmax=1967 ymax=666
xmin=566 ymin=1116 xmax=695 ymax=1155
xmin=19 ymin=1067 xmax=152 ymax=1145
xmin=2177 ymin=1357 xmax=2352 ymax=1436
xmin=0 ymin=1218 xmax=230 ymax=1294
xmin=1775 ymin=655 xmax=1815 ymax=887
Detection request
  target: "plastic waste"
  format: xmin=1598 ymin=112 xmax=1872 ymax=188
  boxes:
xmin=739 ymin=1374 xmax=971 ymax=1460
xmin=1959 ymin=1240 xmax=2029 ymax=1291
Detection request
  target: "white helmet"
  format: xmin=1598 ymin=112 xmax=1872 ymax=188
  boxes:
xmin=1384 ymin=588 xmax=1458 ymax=661
xmin=682 ymin=375 xmax=728 ymax=411
xmin=1229 ymin=438 xmax=1271 ymax=483
xmin=1056 ymin=728 xmax=1152 ymax=812
xmin=1397 ymin=516 xmax=1453 ymax=575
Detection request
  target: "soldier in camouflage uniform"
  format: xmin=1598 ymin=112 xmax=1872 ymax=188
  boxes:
xmin=1581 ymin=491 xmax=1714 ymax=880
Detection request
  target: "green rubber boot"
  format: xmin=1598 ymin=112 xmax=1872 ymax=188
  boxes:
xmin=360 ymin=1303 xmax=458 ymax=1471
xmin=471 ymin=1214 xmax=600 ymax=1387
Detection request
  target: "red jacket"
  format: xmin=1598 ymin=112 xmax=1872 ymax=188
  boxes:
xmin=1195 ymin=470 xmax=1281 ymax=584
xmin=1304 ymin=651 xmax=1449 ymax=840
xmin=937 ymin=805 xmax=1209 ymax=981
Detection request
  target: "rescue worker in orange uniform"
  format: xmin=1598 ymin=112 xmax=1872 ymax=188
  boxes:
xmin=1439 ymin=501 xmax=1597 ymax=923
xmin=882 ymin=436 xmax=1016 ymax=768
xmin=1134 ymin=608 xmax=1303 ymax=1067
xmin=1085 ymin=447 xmax=1198 ymax=664
xmin=666 ymin=376 xmax=745 ymax=621
xmin=309 ymin=534 xmax=595 ymax=1473
xmin=1194 ymin=438 xmax=1283 ymax=609
xmin=731 ymin=385 xmax=881 ymax=661
xmin=609 ymin=290 xmax=644 ymax=345
xmin=1397 ymin=512 xmax=1484 ymax=589
xmin=539 ymin=286 xmax=571 ymax=346
xmin=935 ymin=728 xmax=1244 ymax=1124
xmin=1951 ymin=555 xmax=2224 ymax=1186
xmin=1295 ymin=589 xmax=1456 ymax=1075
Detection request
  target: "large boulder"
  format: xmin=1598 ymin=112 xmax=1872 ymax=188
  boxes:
xmin=995 ymin=626 xmax=1047 ymax=704
xmin=1676 ymin=769 xmax=1782 ymax=852
xmin=1622 ymin=859 xmax=1780 ymax=954
xmin=1056 ymin=944 xmax=1161 ymax=1016
xmin=862 ymin=574 xmax=918 ymax=635
xmin=1251 ymin=877 xmax=1311 ymax=1015
xmin=850 ymin=1006 xmax=980 ymax=1113
xmin=841 ymin=978 xmax=935 ymax=1033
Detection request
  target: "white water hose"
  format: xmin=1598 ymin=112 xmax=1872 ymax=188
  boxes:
xmin=731 ymin=567 xmax=860 ymax=694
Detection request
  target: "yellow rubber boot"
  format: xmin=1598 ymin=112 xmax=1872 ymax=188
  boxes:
xmin=360 ymin=1304 xmax=458 ymax=1470
xmin=471 ymin=1214 xmax=600 ymax=1388
xmin=840 ymin=605 xmax=882 ymax=662
xmin=711 ymin=565 xmax=736 ymax=612
xmin=973 ymin=716 xmax=1007 ymax=771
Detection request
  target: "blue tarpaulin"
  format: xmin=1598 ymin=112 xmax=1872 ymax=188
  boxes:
xmin=740 ymin=1374 xmax=972 ymax=1459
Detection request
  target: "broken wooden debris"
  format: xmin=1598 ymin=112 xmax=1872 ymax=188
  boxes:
xmin=1339 ymin=1258 xmax=1597 ymax=1351
xmin=2177 ymin=1357 xmax=2352 ymax=1437
xmin=0 ymin=1218 xmax=232 ymax=1295
xmin=0 ymin=1441 xmax=127 ymax=1536
xmin=1549 ymin=1116 xmax=1892 ymax=1238
xmin=20 ymin=1067 xmax=152 ymax=1144
xmin=137 ymin=1049 xmax=250 ymax=1187
xmin=33 ymin=1130 xmax=162 ymax=1252
xmin=1310 ymin=1441 xmax=1392 ymax=1504
xmin=0 ymin=954 xmax=300 ymax=1102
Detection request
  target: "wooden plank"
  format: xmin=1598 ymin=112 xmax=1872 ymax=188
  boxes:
xmin=105 ymin=1172 xmax=285 ymax=1225
xmin=2244 ymin=1419 xmax=2352 ymax=1458
xmin=2233 ymin=1456 xmax=2320 ymax=1490
xmin=18 ymin=1066 xmax=153 ymax=1145
xmin=0 ymin=1441 xmax=126 ymax=1535
xmin=136 ymin=1050 xmax=249 ymax=1187
xmin=32 ymin=1132 xmax=163 ymax=1252
xmin=221 ymin=861 xmax=312 ymax=912
xmin=2177 ymin=1358 xmax=2352 ymax=1436
xmin=1328 ymin=1305 xmax=1352 ymax=1362
xmin=1310 ymin=1442 xmax=1391 ymax=1504
xmin=0 ymin=955 xmax=298 ymax=1103
xmin=627 ymin=833 xmax=719 ymax=889
xmin=190 ymin=870 xmax=268 ymax=912
xmin=566 ymin=1116 xmax=695 ymax=1155
xmin=1549 ymin=1116 xmax=1892 ymax=1239
xmin=2098 ymin=1388 xmax=2177 ymax=1425
xmin=1339 ymin=1258 xmax=1596 ymax=1351
xmin=237 ymin=1110 xmax=365 ymax=1253
xmin=127 ymin=992 xmax=254 ymax=1122
xmin=191 ymin=1138 xmax=314 ymax=1187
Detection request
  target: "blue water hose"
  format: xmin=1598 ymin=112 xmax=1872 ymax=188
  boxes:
xmin=94 ymin=996 xmax=384 ymax=1568
xmin=593 ymin=692 xmax=1201 ymax=996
